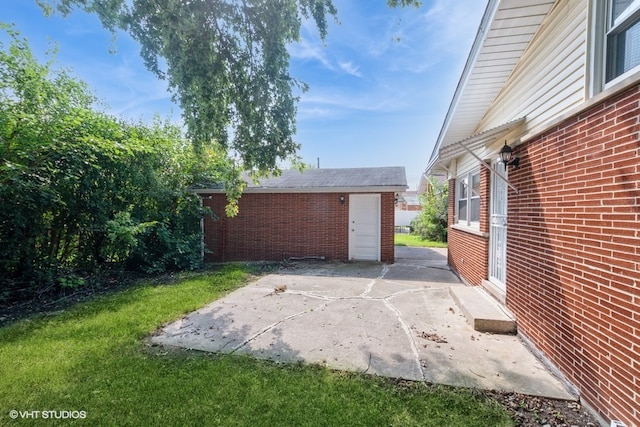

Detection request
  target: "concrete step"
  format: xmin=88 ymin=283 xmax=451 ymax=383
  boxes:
xmin=450 ymin=286 xmax=517 ymax=334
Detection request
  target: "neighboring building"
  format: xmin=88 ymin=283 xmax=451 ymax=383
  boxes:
xmin=195 ymin=167 xmax=407 ymax=263
xmin=395 ymin=191 xmax=421 ymax=232
xmin=396 ymin=191 xmax=421 ymax=211
xmin=425 ymin=1 xmax=639 ymax=425
xmin=417 ymin=173 xmax=447 ymax=196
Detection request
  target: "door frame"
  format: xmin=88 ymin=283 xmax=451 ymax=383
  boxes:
xmin=489 ymin=159 xmax=508 ymax=295
xmin=348 ymin=194 xmax=381 ymax=261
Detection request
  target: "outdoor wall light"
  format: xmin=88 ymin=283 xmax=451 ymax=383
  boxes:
xmin=499 ymin=142 xmax=520 ymax=170
xmin=340 ymin=195 xmax=345 ymax=204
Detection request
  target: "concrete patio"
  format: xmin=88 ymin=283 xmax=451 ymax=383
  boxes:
xmin=152 ymin=247 xmax=575 ymax=401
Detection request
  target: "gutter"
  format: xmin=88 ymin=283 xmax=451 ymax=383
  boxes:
xmin=191 ymin=186 xmax=409 ymax=194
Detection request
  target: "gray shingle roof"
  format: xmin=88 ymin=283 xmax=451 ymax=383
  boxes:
xmin=194 ymin=167 xmax=408 ymax=193
xmin=245 ymin=167 xmax=407 ymax=191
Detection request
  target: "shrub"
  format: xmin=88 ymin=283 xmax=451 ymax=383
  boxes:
xmin=410 ymin=176 xmax=448 ymax=243
xmin=0 ymin=27 xmax=222 ymax=303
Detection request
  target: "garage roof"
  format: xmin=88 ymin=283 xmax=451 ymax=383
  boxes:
xmin=195 ymin=167 xmax=408 ymax=193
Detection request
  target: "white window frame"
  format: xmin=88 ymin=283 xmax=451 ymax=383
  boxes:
xmin=605 ymin=0 xmax=640 ymax=86
xmin=456 ymin=170 xmax=481 ymax=228
xmin=588 ymin=0 xmax=640 ymax=96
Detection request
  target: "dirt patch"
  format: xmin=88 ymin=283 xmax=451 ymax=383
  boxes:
xmin=485 ymin=390 xmax=599 ymax=426
xmin=387 ymin=378 xmax=598 ymax=426
xmin=0 ymin=275 xmax=141 ymax=327
xmin=417 ymin=331 xmax=448 ymax=344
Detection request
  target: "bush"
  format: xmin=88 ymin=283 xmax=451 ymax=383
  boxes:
xmin=410 ymin=176 xmax=448 ymax=243
xmin=0 ymin=27 xmax=223 ymax=303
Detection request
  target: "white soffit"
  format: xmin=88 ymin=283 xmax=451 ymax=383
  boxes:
xmin=433 ymin=0 xmax=556 ymax=156
xmin=437 ymin=117 xmax=526 ymax=164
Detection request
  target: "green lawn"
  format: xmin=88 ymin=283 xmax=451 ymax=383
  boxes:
xmin=0 ymin=264 xmax=510 ymax=426
xmin=395 ymin=233 xmax=448 ymax=248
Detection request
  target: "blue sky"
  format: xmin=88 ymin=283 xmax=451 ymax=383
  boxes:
xmin=0 ymin=0 xmax=486 ymax=189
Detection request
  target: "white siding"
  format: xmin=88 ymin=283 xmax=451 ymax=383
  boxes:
xmin=455 ymin=152 xmax=480 ymax=176
xmin=395 ymin=210 xmax=420 ymax=227
xmin=441 ymin=0 xmax=556 ymax=147
xmin=479 ymin=0 xmax=588 ymax=135
xmin=446 ymin=125 xmax=524 ymax=176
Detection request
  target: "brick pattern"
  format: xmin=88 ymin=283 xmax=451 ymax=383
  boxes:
xmin=448 ymin=178 xmax=455 ymax=228
xmin=202 ymin=192 xmax=396 ymax=263
xmin=380 ymin=192 xmax=396 ymax=263
xmin=447 ymin=175 xmax=489 ymax=286
xmin=507 ymin=84 xmax=640 ymax=425
xmin=480 ymin=164 xmax=491 ymax=234
xmin=447 ymin=227 xmax=488 ymax=286
xmin=397 ymin=203 xmax=421 ymax=211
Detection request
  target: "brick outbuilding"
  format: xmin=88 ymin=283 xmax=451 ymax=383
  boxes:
xmin=195 ymin=167 xmax=407 ymax=263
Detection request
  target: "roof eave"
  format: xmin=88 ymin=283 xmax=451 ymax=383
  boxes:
xmin=192 ymin=185 xmax=409 ymax=195
xmin=427 ymin=0 xmax=555 ymax=169
xmin=427 ymin=0 xmax=498 ymax=165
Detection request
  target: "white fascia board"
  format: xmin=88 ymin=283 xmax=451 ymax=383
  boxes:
xmin=427 ymin=0 xmax=499 ymax=167
xmin=191 ymin=186 xmax=408 ymax=195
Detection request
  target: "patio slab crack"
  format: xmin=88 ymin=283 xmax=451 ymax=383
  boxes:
xmin=230 ymin=300 xmax=329 ymax=353
xmin=152 ymin=252 xmax=577 ymax=401
xmin=382 ymin=297 xmax=426 ymax=381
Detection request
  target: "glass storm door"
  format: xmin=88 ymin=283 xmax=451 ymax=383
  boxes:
xmin=489 ymin=160 xmax=508 ymax=293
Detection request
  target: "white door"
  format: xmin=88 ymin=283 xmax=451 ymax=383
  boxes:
xmin=349 ymin=194 xmax=380 ymax=261
xmin=489 ymin=160 xmax=508 ymax=293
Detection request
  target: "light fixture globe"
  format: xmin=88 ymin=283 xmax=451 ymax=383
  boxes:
xmin=498 ymin=142 xmax=520 ymax=171
xmin=499 ymin=142 xmax=513 ymax=164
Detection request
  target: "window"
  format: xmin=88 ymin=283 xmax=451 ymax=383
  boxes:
xmin=606 ymin=0 xmax=640 ymax=83
xmin=457 ymin=171 xmax=480 ymax=227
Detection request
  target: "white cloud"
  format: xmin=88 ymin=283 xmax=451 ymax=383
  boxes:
xmin=288 ymin=36 xmax=334 ymax=71
xmin=297 ymin=84 xmax=416 ymax=121
xmin=289 ymin=36 xmax=364 ymax=78
xmin=361 ymin=0 xmax=485 ymax=75
xmin=64 ymin=48 xmax=177 ymax=122
xmin=338 ymin=61 xmax=362 ymax=77
xmin=420 ymin=0 xmax=484 ymax=53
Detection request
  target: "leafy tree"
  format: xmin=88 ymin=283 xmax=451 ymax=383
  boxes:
xmin=1 ymin=0 xmax=424 ymax=303
xmin=410 ymin=176 xmax=448 ymax=243
xmin=36 ymin=0 xmax=420 ymax=176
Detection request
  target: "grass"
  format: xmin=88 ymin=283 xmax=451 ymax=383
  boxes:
xmin=395 ymin=233 xmax=448 ymax=248
xmin=0 ymin=264 xmax=511 ymax=426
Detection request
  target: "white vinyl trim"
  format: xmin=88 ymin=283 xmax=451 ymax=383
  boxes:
xmin=192 ymin=186 xmax=407 ymax=194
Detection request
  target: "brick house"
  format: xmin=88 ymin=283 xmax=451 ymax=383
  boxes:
xmin=196 ymin=167 xmax=407 ymax=263
xmin=425 ymin=1 xmax=639 ymax=425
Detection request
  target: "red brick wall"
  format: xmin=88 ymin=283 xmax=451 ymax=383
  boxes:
xmin=479 ymin=164 xmax=490 ymax=234
xmin=202 ymin=192 xmax=395 ymax=263
xmin=507 ymin=84 xmax=640 ymax=425
xmin=447 ymin=166 xmax=491 ymax=286
xmin=448 ymin=178 xmax=455 ymax=229
xmin=398 ymin=202 xmax=421 ymax=211
xmin=447 ymin=228 xmax=488 ymax=286
xmin=380 ymin=192 xmax=396 ymax=263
